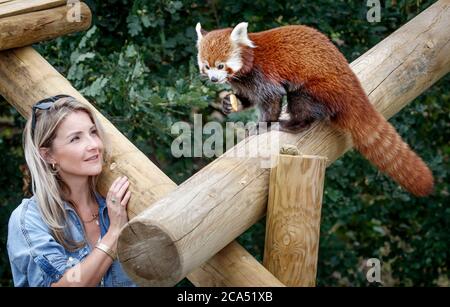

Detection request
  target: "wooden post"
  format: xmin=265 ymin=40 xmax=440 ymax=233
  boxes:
xmin=263 ymin=149 xmax=327 ymax=286
xmin=117 ymin=0 xmax=450 ymax=286
xmin=0 ymin=46 xmax=283 ymax=287
xmin=0 ymin=3 xmax=91 ymax=51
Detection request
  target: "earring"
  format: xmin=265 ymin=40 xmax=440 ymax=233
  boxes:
xmin=51 ymin=163 xmax=57 ymax=171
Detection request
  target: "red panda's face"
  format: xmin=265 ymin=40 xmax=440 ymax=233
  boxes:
xmin=196 ymin=22 xmax=255 ymax=84
xmin=196 ymin=29 xmax=240 ymax=84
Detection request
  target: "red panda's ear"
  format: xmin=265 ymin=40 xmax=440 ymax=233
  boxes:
xmin=195 ymin=23 xmax=208 ymax=46
xmin=230 ymin=22 xmax=255 ymax=48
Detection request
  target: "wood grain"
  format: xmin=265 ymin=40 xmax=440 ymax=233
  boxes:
xmin=264 ymin=154 xmax=327 ymax=286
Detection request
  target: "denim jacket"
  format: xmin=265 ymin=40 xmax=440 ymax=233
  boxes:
xmin=7 ymin=192 xmax=136 ymax=287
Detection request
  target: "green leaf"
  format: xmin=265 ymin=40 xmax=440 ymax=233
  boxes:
xmin=81 ymin=76 xmax=109 ymax=97
xmin=127 ymin=15 xmax=142 ymax=37
xmin=125 ymin=45 xmax=138 ymax=58
xmin=75 ymin=52 xmax=96 ymax=63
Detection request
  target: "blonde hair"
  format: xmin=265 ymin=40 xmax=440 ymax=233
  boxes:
xmin=23 ymin=96 xmax=109 ymax=251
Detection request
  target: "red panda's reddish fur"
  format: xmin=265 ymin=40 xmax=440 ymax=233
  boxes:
xmin=198 ymin=25 xmax=434 ymax=196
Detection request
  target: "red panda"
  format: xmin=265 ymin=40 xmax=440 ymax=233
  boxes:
xmin=195 ymin=22 xmax=434 ymax=197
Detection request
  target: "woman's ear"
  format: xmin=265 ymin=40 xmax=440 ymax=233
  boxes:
xmin=39 ymin=147 xmax=56 ymax=165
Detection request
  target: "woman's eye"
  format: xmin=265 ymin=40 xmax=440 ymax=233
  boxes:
xmin=217 ymin=64 xmax=224 ymax=70
xmin=91 ymin=129 xmax=97 ymax=135
xmin=70 ymin=136 xmax=79 ymax=143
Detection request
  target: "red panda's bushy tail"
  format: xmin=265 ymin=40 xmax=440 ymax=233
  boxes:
xmin=333 ymin=97 xmax=434 ymax=197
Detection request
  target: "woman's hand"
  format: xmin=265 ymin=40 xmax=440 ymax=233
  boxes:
xmin=106 ymin=176 xmax=131 ymax=237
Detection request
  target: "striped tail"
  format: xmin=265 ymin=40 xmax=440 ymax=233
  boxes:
xmin=335 ymin=102 xmax=434 ymax=197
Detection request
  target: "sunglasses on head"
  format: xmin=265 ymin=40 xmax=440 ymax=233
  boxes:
xmin=31 ymin=94 xmax=73 ymax=138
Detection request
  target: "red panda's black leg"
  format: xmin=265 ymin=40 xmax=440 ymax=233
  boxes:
xmin=239 ymin=95 xmax=254 ymax=109
xmin=258 ymin=97 xmax=282 ymax=128
xmin=280 ymin=90 xmax=328 ymax=133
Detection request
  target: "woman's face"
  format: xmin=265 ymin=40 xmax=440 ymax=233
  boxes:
xmin=45 ymin=111 xmax=104 ymax=179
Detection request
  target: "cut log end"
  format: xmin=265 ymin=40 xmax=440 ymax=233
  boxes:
xmin=117 ymin=219 xmax=182 ymax=286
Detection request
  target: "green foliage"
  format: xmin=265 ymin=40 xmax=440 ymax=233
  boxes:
xmin=0 ymin=0 xmax=448 ymax=286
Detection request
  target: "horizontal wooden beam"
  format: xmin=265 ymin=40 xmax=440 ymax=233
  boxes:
xmin=117 ymin=0 xmax=450 ymax=286
xmin=0 ymin=3 xmax=91 ymax=51
xmin=0 ymin=0 xmax=66 ymax=18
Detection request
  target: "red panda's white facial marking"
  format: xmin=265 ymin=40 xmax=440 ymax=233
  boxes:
xmin=225 ymin=47 xmax=243 ymax=75
xmin=206 ymin=62 xmax=228 ymax=84
xmin=197 ymin=54 xmax=206 ymax=76
xmin=198 ymin=62 xmax=209 ymax=76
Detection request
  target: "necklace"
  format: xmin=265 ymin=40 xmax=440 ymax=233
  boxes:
xmin=68 ymin=198 xmax=100 ymax=226
xmin=81 ymin=212 xmax=99 ymax=225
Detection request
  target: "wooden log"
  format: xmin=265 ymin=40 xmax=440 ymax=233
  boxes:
xmin=0 ymin=47 xmax=283 ymax=287
xmin=188 ymin=241 xmax=284 ymax=287
xmin=263 ymin=153 xmax=327 ymax=286
xmin=117 ymin=0 xmax=450 ymax=286
xmin=0 ymin=3 xmax=91 ymax=51
xmin=0 ymin=0 xmax=66 ymax=18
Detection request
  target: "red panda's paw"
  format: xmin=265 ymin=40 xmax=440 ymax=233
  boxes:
xmin=222 ymin=94 xmax=237 ymax=115
xmin=278 ymin=119 xmax=313 ymax=133
xmin=222 ymin=95 xmax=234 ymax=115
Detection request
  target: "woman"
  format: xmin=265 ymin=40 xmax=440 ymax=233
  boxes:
xmin=7 ymin=95 xmax=136 ymax=287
